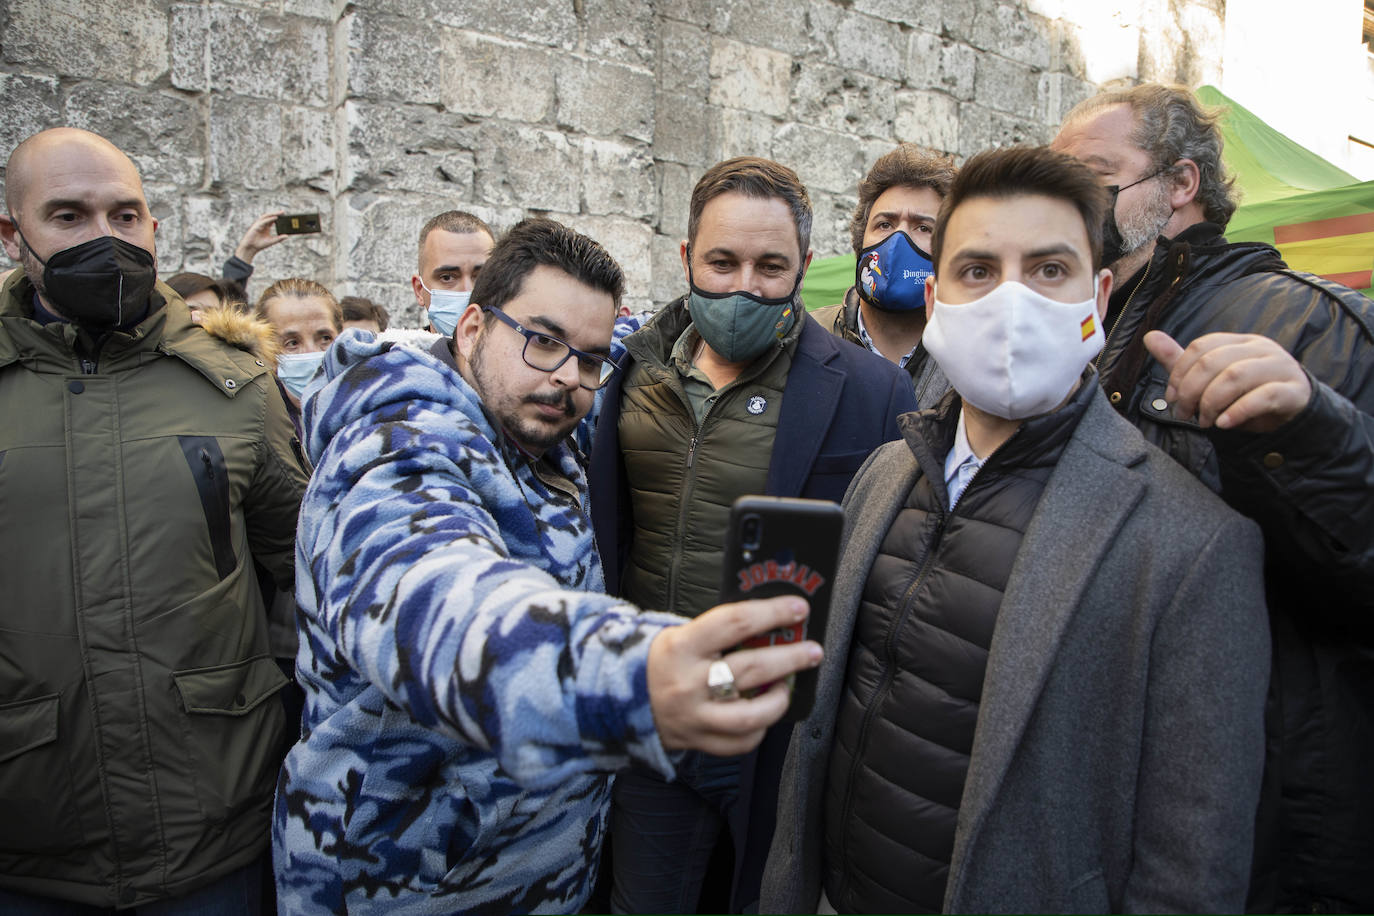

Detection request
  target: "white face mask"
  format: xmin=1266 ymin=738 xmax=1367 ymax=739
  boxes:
xmin=922 ymin=280 xmax=1105 ymax=420
xmin=419 ymin=282 xmax=470 ymax=336
xmin=276 ymin=350 xmax=326 ymax=401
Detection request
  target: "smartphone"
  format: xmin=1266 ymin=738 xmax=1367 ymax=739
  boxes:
xmin=719 ymin=495 xmax=843 ymax=721
xmin=274 ymin=212 xmax=322 ymax=235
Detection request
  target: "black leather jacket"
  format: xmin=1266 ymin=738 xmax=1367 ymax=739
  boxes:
xmin=1098 ymin=223 xmax=1374 ymax=911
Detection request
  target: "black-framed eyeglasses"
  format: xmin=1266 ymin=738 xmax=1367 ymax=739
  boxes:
xmin=1105 ymin=167 xmax=1169 ymax=201
xmin=483 ymin=305 xmax=619 ymax=390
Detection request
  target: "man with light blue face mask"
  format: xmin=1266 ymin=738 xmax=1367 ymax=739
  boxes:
xmin=812 ymin=145 xmax=957 ymax=410
xmin=589 ymin=157 xmax=917 ymax=914
xmin=411 ymin=210 xmax=495 ymax=335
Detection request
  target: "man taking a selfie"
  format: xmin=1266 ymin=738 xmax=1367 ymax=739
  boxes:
xmin=273 ymin=218 xmax=822 ymax=915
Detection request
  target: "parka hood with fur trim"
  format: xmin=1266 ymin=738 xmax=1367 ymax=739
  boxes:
xmin=197 ymin=304 xmax=281 ymax=371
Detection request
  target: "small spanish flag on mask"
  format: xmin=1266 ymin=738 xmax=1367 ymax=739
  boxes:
xmin=1080 ymin=314 xmax=1096 ymax=342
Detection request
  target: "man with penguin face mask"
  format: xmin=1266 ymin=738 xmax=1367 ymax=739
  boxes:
xmin=811 ymin=145 xmax=957 ymax=409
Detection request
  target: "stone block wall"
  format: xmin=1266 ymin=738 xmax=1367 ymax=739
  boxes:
xmin=0 ymin=0 xmax=1225 ymax=323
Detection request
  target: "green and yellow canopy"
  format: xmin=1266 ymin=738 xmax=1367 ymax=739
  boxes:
xmin=1197 ymin=85 xmax=1374 ymax=298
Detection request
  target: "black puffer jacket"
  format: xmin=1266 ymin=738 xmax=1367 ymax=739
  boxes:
xmin=1098 ymin=224 xmax=1374 ymax=912
xmin=824 ymin=382 xmax=1090 ymax=913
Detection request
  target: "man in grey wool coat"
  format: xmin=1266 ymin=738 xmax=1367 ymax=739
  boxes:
xmin=760 ymin=145 xmax=1271 ymax=914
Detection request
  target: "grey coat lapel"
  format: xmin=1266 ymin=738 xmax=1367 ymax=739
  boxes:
xmin=945 ymin=393 xmax=1149 ymax=907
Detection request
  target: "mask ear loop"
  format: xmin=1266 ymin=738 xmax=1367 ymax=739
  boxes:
xmin=10 ymin=224 xmax=51 ymax=269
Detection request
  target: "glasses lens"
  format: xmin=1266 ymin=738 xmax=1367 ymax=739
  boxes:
xmin=579 ymin=357 xmax=615 ymax=390
xmin=521 ymin=333 xmax=571 ymax=371
xmin=508 ymin=314 xmax=615 ymax=390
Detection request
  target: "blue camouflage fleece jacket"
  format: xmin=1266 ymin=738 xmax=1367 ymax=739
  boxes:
xmin=273 ymin=332 xmax=681 ymax=915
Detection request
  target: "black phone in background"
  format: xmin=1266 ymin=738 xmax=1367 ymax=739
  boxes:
xmin=719 ymin=495 xmax=843 ymax=722
xmin=274 ymin=212 xmax=322 ymax=235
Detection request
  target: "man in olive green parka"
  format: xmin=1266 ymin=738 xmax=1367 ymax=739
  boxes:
xmin=0 ymin=128 xmax=308 ymax=912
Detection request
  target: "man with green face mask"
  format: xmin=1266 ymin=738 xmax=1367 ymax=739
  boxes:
xmin=588 ymin=157 xmax=917 ymax=913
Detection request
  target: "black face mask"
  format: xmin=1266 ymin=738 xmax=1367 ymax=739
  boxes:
xmin=18 ymin=230 xmax=157 ymax=331
xmin=1100 ymin=204 xmax=1128 ymax=268
xmin=1100 ymin=169 xmax=1166 ymax=268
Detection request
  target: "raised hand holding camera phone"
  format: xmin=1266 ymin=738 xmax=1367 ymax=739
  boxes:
xmin=648 ymin=595 xmax=822 ymax=757
xmin=718 ymin=496 xmax=842 ymax=720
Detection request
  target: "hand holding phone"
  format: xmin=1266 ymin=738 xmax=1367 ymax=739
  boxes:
xmin=719 ymin=496 xmax=843 ymax=721
xmin=647 ymin=594 xmax=820 ymax=755
xmin=274 ymin=212 xmax=322 ymax=235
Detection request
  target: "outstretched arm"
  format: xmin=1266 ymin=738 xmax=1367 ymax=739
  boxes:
xmin=303 ymin=409 xmax=819 ymax=787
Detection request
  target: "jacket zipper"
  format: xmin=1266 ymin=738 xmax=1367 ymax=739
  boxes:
xmin=835 ymin=508 xmax=948 ymax=903
xmin=1093 ymin=256 xmax=1151 ymax=371
xmin=666 ymin=407 xmax=706 ymax=614
xmin=665 ymin=356 xmax=744 ymax=611
xmin=662 ymin=345 xmax=777 ymax=613
xmin=833 ymin=425 xmax=1022 ymax=903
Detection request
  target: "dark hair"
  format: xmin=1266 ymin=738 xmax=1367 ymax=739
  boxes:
xmin=167 ymin=272 xmax=248 ymax=311
xmin=849 ymin=145 xmax=957 ymax=254
xmin=1062 ymin=84 xmax=1237 ymax=227
xmin=470 ymin=218 xmax=624 ymax=317
xmin=931 ymin=146 xmax=1110 ymax=274
xmin=255 ymin=277 xmax=343 ymax=332
xmin=688 ymin=157 xmax=812 ymax=257
xmin=418 ymin=210 xmax=495 ymax=257
xmin=340 ymin=295 xmax=389 ymax=331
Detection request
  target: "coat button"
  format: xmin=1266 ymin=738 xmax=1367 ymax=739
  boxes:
xmin=234 ymin=692 xmax=247 ymax=707
xmin=1109 ymin=391 xmax=1123 ymax=404
xmin=68 ymin=381 xmax=84 ymax=394
xmin=224 ymin=378 xmax=237 ymax=389
xmin=255 ymin=359 xmax=265 ymax=367
xmin=811 ymin=726 xmax=822 ymax=739
xmin=1262 ymin=452 xmax=1284 ymax=470
xmin=1150 ymin=397 xmax=1168 ymax=411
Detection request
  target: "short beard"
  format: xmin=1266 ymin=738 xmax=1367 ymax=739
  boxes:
xmin=468 ymin=335 xmax=577 ymax=454
xmin=1115 ymin=178 xmax=1173 ymax=260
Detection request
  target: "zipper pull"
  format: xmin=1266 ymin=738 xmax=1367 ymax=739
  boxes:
xmin=687 ymin=436 xmax=698 ymax=468
xmin=200 ymin=448 xmax=215 ymax=480
xmin=81 ymin=359 xmax=97 ymax=375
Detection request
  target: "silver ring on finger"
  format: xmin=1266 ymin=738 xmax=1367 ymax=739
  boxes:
xmin=707 ymin=658 xmax=739 ymax=702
